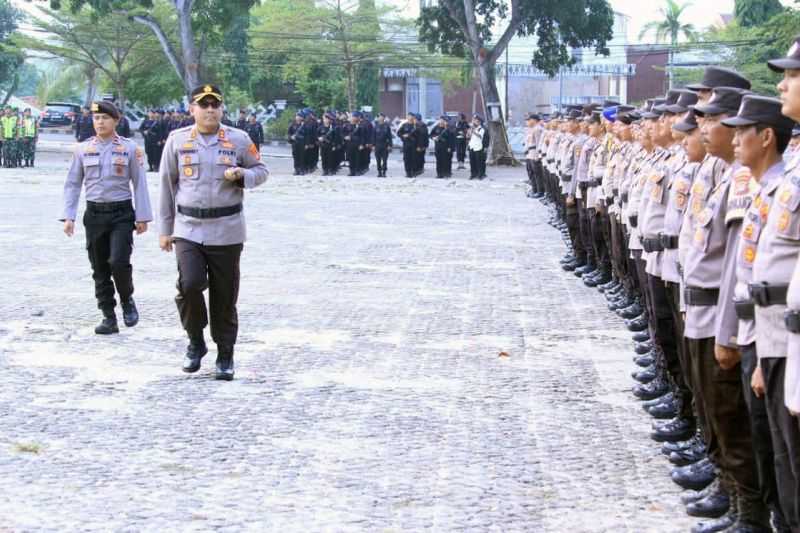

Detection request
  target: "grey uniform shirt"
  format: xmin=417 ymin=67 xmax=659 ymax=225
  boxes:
xmin=639 ymin=147 xmax=673 ymax=277
xmin=755 ymin=155 xmax=800 ymax=362
xmin=62 ymin=135 xmax=153 ymax=222
xmin=734 ymin=162 xmax=784 ymax=347
xmin=158 ymin=125 xmax=269 ymax=246
xmin=662 ymin=160 xmax=698 ymax=284
xmin=573 ymin=136 xmax=597 ymax=198
xmin=683 ymin=163 xmax=739 ymax=341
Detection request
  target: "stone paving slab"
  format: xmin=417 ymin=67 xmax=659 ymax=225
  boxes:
xmin=0 ymin=153 xmax=694 ymax=532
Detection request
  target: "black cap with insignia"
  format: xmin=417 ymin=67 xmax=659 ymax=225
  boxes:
xmin=190 ymin=83 xmax=224 ymax=103
xmin=90 ymin=101 xmax=120 ymax=120
xmin=721 ymin=95 xmax=796 ymax=134
xmin=694 ymin=87 xmax=751 ymax=117
xmin=686 ymin=66 xmax=751 ymax=92
xmin=673 ymin=109 xmax=700 ymax=132
xmin=655 ymin=90 xmax=682 ymax=112
xmin=768 ymin=36 xmax=800 ymax=72
xmin=642 ymin=98 xmax=666 ymax=119
xmin=526 ymin=112 xmax=541 ymax=121
xmin=666 ymin=90 xmax=699 ymax=114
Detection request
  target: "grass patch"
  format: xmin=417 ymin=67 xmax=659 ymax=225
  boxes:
xmin=13 ymin=442 xmax=42 ymax=454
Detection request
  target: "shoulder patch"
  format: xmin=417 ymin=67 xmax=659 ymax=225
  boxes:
xmin=248 ymin=143 xmax=260 ymax=160
xmin=726 ymin=168 xmax=757 ymax=225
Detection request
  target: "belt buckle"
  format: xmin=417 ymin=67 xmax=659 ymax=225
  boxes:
xmin=785 ymin=309 xmax=800 ymax=333
xmin=749 ymin=284 xmax=767 ymax=307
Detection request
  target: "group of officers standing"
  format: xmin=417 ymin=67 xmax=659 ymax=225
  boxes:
xmin=525 ymin=38 xmax=800 ymax=533
xmin=0 ymin=106 xmax=39 ymax=168
xmin=286 ymin=108 xmax=490 ymax=180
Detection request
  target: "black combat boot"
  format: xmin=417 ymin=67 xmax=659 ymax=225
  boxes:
xmin=95 ymin=309 xmax=119 ymax=335
xmin=215 ymin=345 xmax=235 ymax=381
xmin=182 ymin=333 xmax=208 ymax=373
xmin=121 ymin=297 xmax=139 ymax=327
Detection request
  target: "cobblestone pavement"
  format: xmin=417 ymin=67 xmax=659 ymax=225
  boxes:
xmin=0 ymin=149 xmax=694 ymax=532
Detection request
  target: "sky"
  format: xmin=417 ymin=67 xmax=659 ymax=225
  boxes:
xmin=612 ymin=0 xmax=734 ymax=43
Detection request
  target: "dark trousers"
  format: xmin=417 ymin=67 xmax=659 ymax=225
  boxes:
xmin=291 ymin=143 xmax=305 ymax=174
xmin=740 ymin=345 xmax=788 ymax=527
xmin=666 ymin=281 xmax=698 ymax=423
xmin=687 ymin=336 xmax=761 ymax=508
xmin=375 ymin=147 xmax=389 ymax=175
xmin=566 ymin=196 xmax=582 ymax=257
xmin=83 ymin=201 xmax=135 ymax=313
xmin=403 ymin=146 xmax=415 ymax=176
xmin=590 ymin=208 xmax=610 ymax=272
xmin=174 ymin=239 xmax=243 ymax=347
xmin=577 ymin=191 xmax=593 ymax=264
xmin=414 ymin=148 xmax=425 ymax=174
xmin=145 ymin=141 xmax=159 ymax=170
xmin=469 ymin=149 xmax=486 ymax=178
xmin=648 ymin=275 xmax=690 ymax=420
xmin=761 ymin=357 xmax=800 ymax=529
xmin=435 ymin=148 xmax=452 ymax=177
xmin=455 ymin=138 xmax=466 ymax=163
xmin=526 ymin=160 xmax=540 ymax=193
xmin=321 ymin=147 xmax=337 ymax=174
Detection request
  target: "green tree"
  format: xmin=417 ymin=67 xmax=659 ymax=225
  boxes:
xmin=418 ymin=0 xmax=614 ymax=165
xmin=24 ymin=7 xmax=156 ymax=110
xmin=46 ymin=0 xmax=260 ymax=96
xmin=638 ymin=0 xmax=697 ymax=90
xmin=734 ymin=0 xmax=784 ymax=27
xmin=0 ymin=0 xmax=24 ymax=105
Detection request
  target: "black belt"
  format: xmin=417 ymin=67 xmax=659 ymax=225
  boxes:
xmin=785 ymin=310 xmax=800 ymax=333
xmin=642 ymin=237 xmax=663 ymax=253
xmin=734 ymin=299 xmax=755 ymax=320
xmin=748 ymin=283 xmax=788 ymax=307
xmin=621 ymin=192 xmax=629 ymax=203
xmin=660 ymin=234 xmax=679 ymax=250
xmin=587 ymin=179 xmax=602 ymax=188
xmin=86 ymin=199 xmax=132 ymax=212
xmin=561 ymin=175 xmax=572 ymax=182
xmin=578 ymin=182 xmax=588 ymax=190
xmin=178 ymin=203 xmax=242 ymax=219
xmin=684 ymin=287 xmax=720 ymax=306
xmin=629 ymin=215 xmax=638 ymax=228
xmin=612 ymin=188 xmax=619 ymax=197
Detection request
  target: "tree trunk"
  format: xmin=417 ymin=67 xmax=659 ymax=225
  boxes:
xmin=477 ymin=60 xmax=517 ymax=166
xmin=345 ymin=63 xmax=356 ymax=111
xmin=1 ymin=72 xmax=19 ymax=106
xmin=176 ymin=0 xmax=199 ymax=92
xmin=83 ymin=66 xmax=97 ymax=106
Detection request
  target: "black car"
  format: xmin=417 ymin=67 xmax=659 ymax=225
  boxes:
xmin=40 ymin=102 xmax=81 ymax=127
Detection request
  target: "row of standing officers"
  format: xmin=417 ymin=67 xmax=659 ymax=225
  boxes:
xmin=525 ymin=38 xmax=800 ymax=533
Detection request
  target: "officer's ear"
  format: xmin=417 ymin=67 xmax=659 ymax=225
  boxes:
xmin=758 ymin=126 xmax=776 ymax=151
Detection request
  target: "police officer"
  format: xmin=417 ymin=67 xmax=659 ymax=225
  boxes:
xmin=236 ymin=109 xmax=248 ymax=131
xmin=20 ymin=108 xmax=38 ymax=168
xmin=430 ymin=115 xmax=454 ymax=179
xmin=720 ymin=93 xmax=795 ymax=532
xmin=468 ymin=114 xmax=487 ymax=180
xmin=414 ymin=113 xmax=429 ymax=176
xmin=454 ymin=113 xmax=469 ymax=170
xmin=524 ymin=113 xmax=543 ymax=196
xmin=61 ymin=101 xmax=152 ymax=335
xmin=398 ymin=112 xmax=418 ymax=178
xmin=288 ymin=112 xmax=307 ymax=175
xmin=318 ymin=112 xmax=341 ymax=176
xmin=373 ymin=113 xmax=393 ymax=177
xmin=140 ymin=110 xmax=161 ymax=172
xmin=158 ymin=84 xmax=268 ymax=381
xmin=115 ymin=108 xmax=131 ymax=138
xmin=244 ymin=114 xmax=264 ymax=152
xmin=345 ymin=111 xmax=366 ymax=176
xmin=75 ymin=106 xmax=96 ymax=142
xmin=1 ymin=106 xmax=19 ymax=168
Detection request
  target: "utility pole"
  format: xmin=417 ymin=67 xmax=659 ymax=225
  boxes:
xmin=504 ymin=46 xmax=509 ymax=124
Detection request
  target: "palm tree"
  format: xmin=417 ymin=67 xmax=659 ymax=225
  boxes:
xmin=638 ymin=0 xmax=698 ymax=89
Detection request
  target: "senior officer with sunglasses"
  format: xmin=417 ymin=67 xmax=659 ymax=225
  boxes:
xmin=158 ymin=84 xmax=268 ymax=381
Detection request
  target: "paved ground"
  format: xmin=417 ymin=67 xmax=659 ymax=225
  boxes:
xmin=0 ymin=143 xmax=695 ymax=532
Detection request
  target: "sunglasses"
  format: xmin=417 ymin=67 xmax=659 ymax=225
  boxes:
xmin=197 ymin=99 xmax=222 ymax=109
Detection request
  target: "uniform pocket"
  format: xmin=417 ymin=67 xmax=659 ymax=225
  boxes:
xmin=178 ymin=152 xmax=200 ymax=180
xmin=83 ymin=155 xmax=100 ymax=179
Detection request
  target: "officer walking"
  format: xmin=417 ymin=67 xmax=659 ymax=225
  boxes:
xmin=158 ymin=84 xmax=268 ymax=381
xmin=61 ymin=101 xmax=152 ymax=335
xmin=373 ymin=113 xmax=393 ymax=177
xmin=288 ymin=112 xmax=307 ymax=175
xmin=430 ymin=115 xmax=454 ymax=179
xmin=140 ymin=110 xmax=161 ymax=172
xmin=318 ymin=112 xmax=341 ymax=176
xmin=414 ymin=113 xmax=429 ymax=176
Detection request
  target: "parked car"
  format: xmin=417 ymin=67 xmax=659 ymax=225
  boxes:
xmin=40 ymin=102 xmax=81 ymax=127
